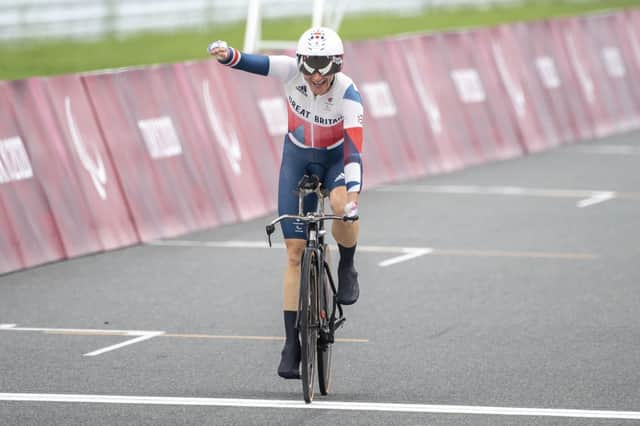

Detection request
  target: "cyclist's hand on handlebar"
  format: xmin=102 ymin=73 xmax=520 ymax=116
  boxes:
xmin=208 ymin=40 xmax=230 ymax=61
xmin=344 ymin=201 xmax=359 ymax=221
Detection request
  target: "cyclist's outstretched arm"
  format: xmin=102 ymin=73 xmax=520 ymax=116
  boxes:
xmin=208 ymin=40 xmax=297 ymax=83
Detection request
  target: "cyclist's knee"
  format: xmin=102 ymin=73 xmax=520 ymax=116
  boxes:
xmin=285 ymin=239 xmax=305 ymax=267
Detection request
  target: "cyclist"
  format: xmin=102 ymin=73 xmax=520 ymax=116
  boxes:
xmin=208 ymin=27 xmax=363 ymax=379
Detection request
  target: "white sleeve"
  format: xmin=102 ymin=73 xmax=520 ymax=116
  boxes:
xmin=268 ymin=56 xmax=298 ymax=83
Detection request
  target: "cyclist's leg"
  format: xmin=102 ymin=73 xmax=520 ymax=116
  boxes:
xmin=279 ymin=142 xmax=319 ymax=311
xmin=282 ymin=239 xmax=305 ymax=310
xmin=329 ymin=186 xmax=360 ymax=305
xmin=278 ymin=238 xmax=304 ymax=379
xmin=328 ymin=186 xmax=359 ymax=246
xmin=277 ymin=138 xmax=316 ymax=378
xmin=324 ymin=149 xmax=360 ymax=305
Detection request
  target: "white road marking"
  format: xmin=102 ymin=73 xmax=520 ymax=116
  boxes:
xmin=0 ymin=325 xmax=157 ymax=335
xmin=162 ymin=333 xmax=367 ymax=343
xmin=431 ymin=249 xmax=596 ymax=260
xmin=83 ymin=332 xmax=164 ymax=357
xmin=1 ymin=393 xmax=639 ymax=419
xmin=149 ymin=240 xmax=595 ymax=261
xmin=571 ymin=145 xmax=640 ymax=155
xmin=150 ymin=240 xmax=280 ymax=249
xmin=378 ymin=248 xmax=433 ymax=267
xmin=0 ymin=325 xmax=164 ymax=356
xmin=0 ymin=325 xmax=367 ymax=344
xmin=375 ymin=184 xmax=610 ymax=198
xmin=374 ymin=185 xmax=624 ymax=208
xmin=576 ymin=191 xmax=615 ymax=208
xmin=150 ymin=240 xmax=437 ymax=255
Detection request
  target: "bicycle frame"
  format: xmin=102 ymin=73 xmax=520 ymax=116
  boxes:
xmin=265 ymin=176 xmax=355 ymax=349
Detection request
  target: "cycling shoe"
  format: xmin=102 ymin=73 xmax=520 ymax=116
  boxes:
xmin=277 ymin=341 xmax=301 ymax=379
xmin=337 ymin=264 xmax=359 ymax=305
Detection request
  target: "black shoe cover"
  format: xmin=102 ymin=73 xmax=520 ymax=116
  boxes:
xmin=277 ymin=341 xmax=301 ymax=379
xmin=337 ymin=264 xmax=360 ymax=305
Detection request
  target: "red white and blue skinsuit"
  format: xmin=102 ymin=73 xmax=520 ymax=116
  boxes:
xmin=219 ymin=48 xmax=364 ymax=238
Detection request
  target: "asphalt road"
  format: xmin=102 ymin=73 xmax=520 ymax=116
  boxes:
xmin=1 ymin=131 xmax=639 ymax=425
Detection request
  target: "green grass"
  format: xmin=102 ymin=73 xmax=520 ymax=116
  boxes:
xmin=1 ymin=0 xmax=639 ymax=81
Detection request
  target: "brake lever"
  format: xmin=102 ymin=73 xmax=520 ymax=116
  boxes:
xmin=265 ymin=224 xmax=275 ymax=247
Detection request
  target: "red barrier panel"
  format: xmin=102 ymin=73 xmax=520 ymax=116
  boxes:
xmin=343 ymin=41 xmax=414 ymax=187
xmin=510 ymin=21 xmax=578 ymax=144
xmin=357 ymin=38 xmax=433 ymax=178
xmin=84 ymin=66 xmax=237 ymax=241
xmin=43 ymin=75 xmax=139 ymax=250
xmin=441 ymin=31 xmax=525 ymax=161
xmin=206 ymin=60 xmax=282 ymax=208
xmin=581 ymin=14 xmax=640 ymax=131
xmin=553 ymin=17 xmax=621 ymax=136
xmin=400 ymin=34 xmax=476 ymax=170
xmin=0 ymin=194 xmax=24 ymax=273
xmin=618 ymin=11 xmax=640 ymax=106
xmin=376 ymin=37 xmax=450 ymax=175
xmin=468 ymin=30 xmax=526 ymax=157
xmin=163 ymin=63 xmax=241 ymax=224
xmin=179 ymin=60 xmax=272 ymax=220
xmin=1 ymin=81 xmax=66 ymax=274
xmin=488 ymin=25 xmax=562 ymax=152
xmin=83 ymin=71 xmax=186 ymax=241
xmin=548 ymin=19 xmax=600 ymax=140
xmin=626 ymin=10 xmax=640 ymax=82
xmin=7 ymin=78 xmax=106 ymax=258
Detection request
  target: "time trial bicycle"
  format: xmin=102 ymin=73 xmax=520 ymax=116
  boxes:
xmin=266 ymin=174 xmax=358 ymax=403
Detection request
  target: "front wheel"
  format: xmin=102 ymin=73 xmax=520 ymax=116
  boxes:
xmin=299 ymin=248 xmax=319 ymax=403
xmin=317 ymin=245 xmax=334 ymax=395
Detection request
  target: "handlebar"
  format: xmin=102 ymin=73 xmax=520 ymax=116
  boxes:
xmin=265 ymin=213 xmax=359 ymax=247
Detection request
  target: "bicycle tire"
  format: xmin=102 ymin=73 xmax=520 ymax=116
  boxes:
xmin=299 ymin=248 xmax=319 ymax=403
xmin=317 ymin=245 xmax=333 ymax=395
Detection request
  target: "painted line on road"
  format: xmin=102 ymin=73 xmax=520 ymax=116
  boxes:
xmin=0 ymin=324 xmax=367 ymax=345
xmin=374 ymin=184 xmax=607 ymax=198
xmin=430 ymin=249 xmax=596 ymax=260
xmin=148 ymin=240 xmax=438 ymax=267
xmin=577 ymin=191 xmax=615 ymax=208
xmin=1 ymin=393 xmax=639 ymax=420
xmin=378 ymin=248 xmax=433 ymax=267
xmin=373 ymin=185 xmax=640 ymax=206
xmin=570 ymin=145 xmax=640 ymax=155
xmin=0 ymin=325 xmax=165 ymax=356
xmin=0 ymin=324 xmax=158 ymax=335
xmin=83 ymin=332 xmax=164 ymax=357
xmin=162 ymin=333 xmax=367 ymax=343
xmin=149 ymin=240 xmax=596 ymax=261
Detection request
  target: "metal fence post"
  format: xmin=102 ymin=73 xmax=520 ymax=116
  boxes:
xmin=106 ymin=0 xmax=117 ymax=38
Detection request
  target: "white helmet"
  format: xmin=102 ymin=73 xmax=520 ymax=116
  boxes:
xmin=296 ymin=27 xmax=344 ymax=75
xmin=296 ymin=27 xmax=344 ymax=56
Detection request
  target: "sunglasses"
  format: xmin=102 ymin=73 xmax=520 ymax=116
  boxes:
xmin=298 ymin=55 xmax=342 ymax=76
